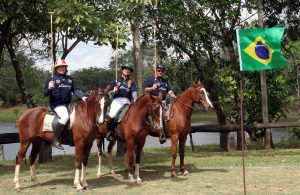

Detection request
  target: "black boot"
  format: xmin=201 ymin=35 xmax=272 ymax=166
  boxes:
xmin=159 ymin=118 xmax=167 ymax=144
xmin=52 ymin=123 xmax=64 ymax=150
xmin=106 ymin=117 xmax=115 ymax=141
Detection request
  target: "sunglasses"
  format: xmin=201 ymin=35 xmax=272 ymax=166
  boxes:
xmin=157 ymin=69 xmax=165 ymax=73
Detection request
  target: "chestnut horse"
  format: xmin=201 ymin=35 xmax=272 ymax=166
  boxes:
xmin=13 ymin=90 xmax=106 ymax=192
xmin=167 ymin=81 xmax=213 ymax=177
xmin=96 ymin=92 xmax=163 ymax=183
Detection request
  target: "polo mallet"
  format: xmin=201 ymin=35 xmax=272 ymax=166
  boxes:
xmin=48 ymin=11 xmax=55 ymax=77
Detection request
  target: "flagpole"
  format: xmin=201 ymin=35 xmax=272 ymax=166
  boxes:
xmin=239 ymin=72 xmax=247 ymax=195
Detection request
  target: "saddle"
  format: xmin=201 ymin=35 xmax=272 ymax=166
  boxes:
xmin=42 ymin=106 xmax=75 ymax=146
xmin=106 ymin=104 xmax=130 ymax=142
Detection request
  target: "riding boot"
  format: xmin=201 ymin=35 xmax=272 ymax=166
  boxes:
xmin=106 ymin=116 xmax=115 ymax=141
xmin=159 ymin=118 xmax=167 ymax=144
xmin=52 ymin=122 xmax=65 ymax=150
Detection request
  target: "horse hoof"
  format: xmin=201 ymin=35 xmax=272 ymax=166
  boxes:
xmin=183 ymin=170 xmax=189 ymax=176
xmin=136 ymin=179 xmax=143 ymax=184
xmin=110 ymin=170 xmax=115 ymax=175
xmin=77 ymin=188 xmax=85 ymax=192
xmin=83 ymin=186 xmax=88 ymax=190
xmin=15 ymin=187 xmax=21 ymax=192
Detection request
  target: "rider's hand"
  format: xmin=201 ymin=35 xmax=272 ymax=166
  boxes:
xmin=152 ymin=83 xmax=158 ymax=90
xmin=82 ymin=96 xmax=87 ymax=102
xmin=113 ymin=86 xmax=119 ymax=93
xmin=48 ymin=81 xmax=55 ymax=90
xmin=170 ymin=93 xmax=177 ymax=100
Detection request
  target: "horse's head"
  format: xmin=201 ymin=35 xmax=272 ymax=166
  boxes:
xmin=192 ymin=81 xmax=213 ymax=110
xmin=147 ymin=91 xmax=164 ymax=135
xmin=96 ymin=88 xmax=109 ymax=125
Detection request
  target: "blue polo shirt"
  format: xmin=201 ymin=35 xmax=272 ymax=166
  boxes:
xmin=108 ymin=76 xmax=137 ymax=101
xmin=145 ymin=76 xmax=170 ymax=100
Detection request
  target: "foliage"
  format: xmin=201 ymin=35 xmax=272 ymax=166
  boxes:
xmin=71 ymin=67 xmax=115 ymax=92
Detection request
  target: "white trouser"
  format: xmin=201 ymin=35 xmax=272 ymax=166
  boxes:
xmin=54 ymin=105 xmax=69 ymax=125
xmin=108 ymin=97 xmax=130 ymax=118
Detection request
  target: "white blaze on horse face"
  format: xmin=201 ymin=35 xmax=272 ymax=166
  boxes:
xmin=200 ymin=88 xmax=213 ymax=108
xmin=159 ymin=105 xmax=163 ymax=129
xmin=98 ymin=97 xmax=105 ymax=124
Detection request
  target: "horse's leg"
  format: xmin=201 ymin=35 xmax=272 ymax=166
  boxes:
xmin=170 ymin=134 xmax=179 ymax=177
xmin=74 ymin=141 xmax=84 ymax=192
xmin=126 ymin=139 xmax=135 ymax=183
xmin=179 ymin=135 xmax=189 ymax=176
xmin=108 ymin=140 xmax=116 ymax=174
xmin=80 ymin=141 xmax=93 ymax=190
xmin=96 ymin=138 xmax=103 ymax=178
xmin=14 ymin=140 xmax=30 ymax=191
xmin=29 ymin=138 xmax=43 ymax=185
xmin=134 ymin=139 xmax=146 ymax=184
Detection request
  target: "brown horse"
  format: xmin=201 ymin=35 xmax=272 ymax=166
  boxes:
xmin=167 ymin=81 xmax=213 ymax=177
xmin=13 ymin=89 xmax=106 ymax=192
xmin=96 ymin=92 xmax=163 ymax=183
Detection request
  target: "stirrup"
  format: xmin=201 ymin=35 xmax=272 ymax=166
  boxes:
xmin=52 ymin=141 xmax=64 ymax=150
xmin=106 ymin=132 xmax=115 ymax=141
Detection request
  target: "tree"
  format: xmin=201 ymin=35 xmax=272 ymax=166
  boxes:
xmin=0 ymin=0 xmax=49 ymax=108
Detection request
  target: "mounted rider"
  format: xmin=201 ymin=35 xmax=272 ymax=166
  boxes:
xmin=144 ymin=63 xmax=177 ymax=143
xmin=44 ymin=59 xmax=87 ymax=150
xmin=105 ymin=63 xmax=138 ymax=141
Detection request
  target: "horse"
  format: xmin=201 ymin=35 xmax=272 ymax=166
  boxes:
xmin=166 ymin=81 xmax=213 ymax=177
xmin=96 ymin=92 xmax=163 ymax=183
xmin=13 ymin=89 xmax=107 ymax=192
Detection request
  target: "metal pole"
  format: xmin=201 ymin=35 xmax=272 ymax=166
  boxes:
xmin=48 ymin=12 xmax=54 ymax=77
xmin=240 ymin=72 xmax=247 ymax=195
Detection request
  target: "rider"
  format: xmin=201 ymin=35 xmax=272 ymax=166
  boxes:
xmin=44 ymin=59 xmax=87 ymax=150
xmin=144 ymin=63 xmax=176 ymax=143
xmin=105 ymin=63 xmax=138 ymax=141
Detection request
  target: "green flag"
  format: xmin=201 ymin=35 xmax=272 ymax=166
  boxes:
xmin=236 ymin=27 xmax=288 ymax=71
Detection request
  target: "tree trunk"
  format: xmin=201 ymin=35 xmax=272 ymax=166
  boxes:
xmin=38 ymin=141 xmax=52 ymax=163
xmin=130 ymin=20 xmax=143 ymax=96
xmin=5 ymin=39 xmax=35 ymax=108
xmin=0 ymin=144 xmax=4 ymax=160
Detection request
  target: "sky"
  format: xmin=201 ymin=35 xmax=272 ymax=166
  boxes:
xmin=37 ymin=41 xmax=116 ymax=72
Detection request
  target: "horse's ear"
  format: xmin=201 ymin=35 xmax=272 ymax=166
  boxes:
xmin=192 ymin=80 xmax=197 ymax=87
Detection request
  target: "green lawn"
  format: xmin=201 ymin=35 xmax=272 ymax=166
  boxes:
xmin=1 ymin=145 xmax=300 ymax=194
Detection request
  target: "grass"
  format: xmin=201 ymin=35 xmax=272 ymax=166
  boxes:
xmin=0 ymin=106 xmax=26 ymax=122
xmin=1 ymin=145 xmax=300 ymax=194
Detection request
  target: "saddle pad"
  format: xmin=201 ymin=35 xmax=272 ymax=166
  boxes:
xmin=42 ymin=114 xmax=55 ymax=132
xmin=42 ymin=108 xmax=76 ymax=132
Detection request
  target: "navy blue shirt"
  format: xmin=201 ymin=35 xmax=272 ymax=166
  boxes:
xmin=145 ymin=76 xmax=170 ymax=100
xmin=108 ymin=76 xmax=137 ymax=101
xmin=44 ymin=73 xmax=84 ymax=109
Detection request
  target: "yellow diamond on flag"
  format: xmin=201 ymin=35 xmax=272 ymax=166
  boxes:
xmin=243 ymin=36 xmax=274 ymax=65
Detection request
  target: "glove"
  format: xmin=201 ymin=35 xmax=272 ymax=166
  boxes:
xmin=82 ymin=96 xmax=88 ymax=102
xmin=48 ymin=81 xmax=55 ymax=90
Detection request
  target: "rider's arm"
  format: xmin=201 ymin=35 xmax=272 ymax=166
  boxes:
xmin=144 ymin=78 xmax=156 ymax=92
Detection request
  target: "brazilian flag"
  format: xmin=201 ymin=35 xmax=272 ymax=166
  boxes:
xmin=236 ymin=27 xmax=288 ymax=71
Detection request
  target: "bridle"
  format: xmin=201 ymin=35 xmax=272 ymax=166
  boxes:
xmin=174 ymin=86 xmax=206 ymax=110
